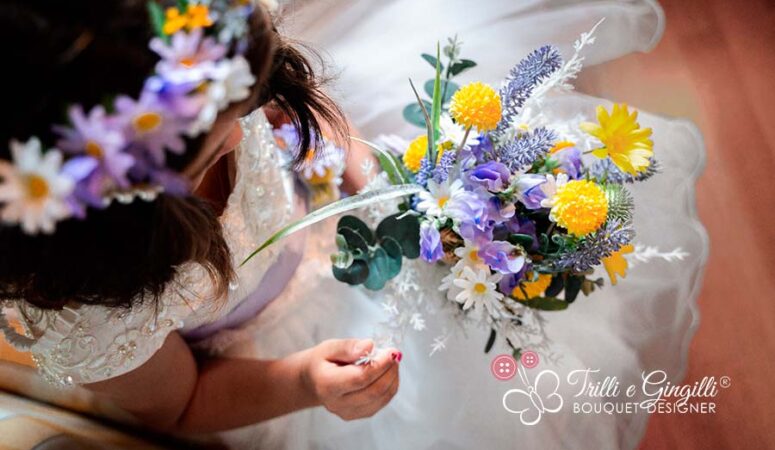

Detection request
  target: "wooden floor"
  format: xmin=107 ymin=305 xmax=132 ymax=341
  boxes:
xmin=577 ymin=0 xmax=775 ymax=448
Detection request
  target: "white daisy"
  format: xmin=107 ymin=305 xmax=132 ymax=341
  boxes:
xmin=453 ymin=239 xmax=489 ymax=269
xmin=453 ymin=266 xmax=504 ymax=317
xmin=439 ymin=259 xmax=467 ymax=301
xmin=439 ymin=113 xmax=479 ymax=149
xmin=416 ymin=178 xmax=465 ymax=218
xmin=0 ymin=138 xmax=75 ymax=234
xmin=539 ymin=173 xmax=569 ymax=208
xmin=188 ymin=56 xmax=256 ymax=136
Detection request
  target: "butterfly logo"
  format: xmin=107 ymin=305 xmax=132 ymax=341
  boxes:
xmin=502 ymin=365 xmax=563 ymax=425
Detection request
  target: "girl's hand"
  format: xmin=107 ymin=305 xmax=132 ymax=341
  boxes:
xmin=302 ymin=339 xmax=401 ymax=420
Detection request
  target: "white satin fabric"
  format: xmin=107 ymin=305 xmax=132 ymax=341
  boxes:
xmin=214 ymin=1 xmax=708 ymax=449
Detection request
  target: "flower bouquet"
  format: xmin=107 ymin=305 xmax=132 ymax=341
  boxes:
xmin=246 ymin=23 xmax=662 ymax=354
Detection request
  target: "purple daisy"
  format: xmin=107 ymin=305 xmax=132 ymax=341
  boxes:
xmin=150 ymin=28 xmax=226 ymax=83
xmin=54 ymin=105 xmax=134 ymax=187
xmin=114 ymin=90 xmax=188 ymax=164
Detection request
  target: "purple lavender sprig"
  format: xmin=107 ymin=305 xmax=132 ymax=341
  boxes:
xmin=495 ymin=45 xmax=562 ymax=137
xmin=432 ymin=150 xmax=457 ymax=184
xmin=495 ymin=127 xmax=557 ymax=171
xmin=552 ymin=220 xmax=635 ymax=272
xmin=414 ymin=157 xmax=433 ymax=187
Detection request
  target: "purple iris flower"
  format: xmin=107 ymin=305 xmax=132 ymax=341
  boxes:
xmin=480 ymin=240 xmax=526 ymax=275
xmin=498 ymin=264 xmax=531 ymax=296
xmin=515 ymin=174 xmax=547 ymax=209
xmin=419 ymin=223 xmax=444 ymax=263
xmin=467 ymin=161 xmax=511 ymax=192
xmin=459 ymin=134 xmax=493 ymax=167
xmin=505 ymin=215 xmax=539 ymax=252
xmin=459 ymin=220 xmax=494 ymax=244
xmin=485 ymin=196 xmax=516 ymax=224
xmin=445 ymin=190 xmax=488 ymax=225
xmin=550 ymin=146 xmax=582 ymax=179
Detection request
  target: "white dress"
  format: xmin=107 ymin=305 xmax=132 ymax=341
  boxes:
xmin=2 ymin=1 xmax=708 ymax=449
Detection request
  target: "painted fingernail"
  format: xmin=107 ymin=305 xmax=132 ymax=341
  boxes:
xmin=391 ymin=351 xmax=403 ymax=362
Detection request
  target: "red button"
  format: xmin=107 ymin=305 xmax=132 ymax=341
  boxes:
xmin=521 ymin=351 xmax=539 ymax=369
xmin=490 ymin=354 xmax=518 ymax=381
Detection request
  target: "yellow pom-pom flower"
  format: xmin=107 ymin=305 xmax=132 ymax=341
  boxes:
xmin=402 ymin=135 xmax=449 ymax=172
xmin=602 ymin=244 xmax=634 ymax=285
xmin=403 ymin=135 xmax=428 ymax=173
xmin=512 ymin=273 xmax=553 ymax=300
xmin=550 ymin=179 xmax=608 ymax=236
xmin=580 ymin=103 xmax=653 ymax=175
xmin=450 ymin=82 xmax=502 ymax=132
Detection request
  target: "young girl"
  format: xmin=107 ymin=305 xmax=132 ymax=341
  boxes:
xmin=0 ymin=0 xmax=400 ymax=438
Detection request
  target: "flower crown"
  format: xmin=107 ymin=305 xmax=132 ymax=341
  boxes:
xmin=0 ymin=0 xmax=262 ymax=235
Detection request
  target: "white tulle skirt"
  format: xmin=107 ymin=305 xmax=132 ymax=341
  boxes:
xmin=213 ymin=1 xmax=708 ymax=448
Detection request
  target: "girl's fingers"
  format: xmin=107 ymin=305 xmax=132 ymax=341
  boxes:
xmin=329 ymin=348 xmax=398 ymax=395
xmin=345 ymin=370 xmax=400 ymax=419
xmin=342 ymin=362 xmax=398 ymax=406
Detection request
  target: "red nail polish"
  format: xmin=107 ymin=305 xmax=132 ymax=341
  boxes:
xmin=392 ymin=351 xmax=403 ymax=362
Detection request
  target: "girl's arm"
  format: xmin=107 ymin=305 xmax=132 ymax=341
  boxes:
xmin=85 ymin=332 xmax=400 ymax=433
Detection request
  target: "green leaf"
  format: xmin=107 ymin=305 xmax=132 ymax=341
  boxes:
xmin=429 ymin=43 xmax=443 ymax=164
xmin=565 ymin=276 xmax=583 ymax=303
xmin=484 ymin=328 xmax=497 ymax=353
xmin=176 ymin=0 xmax=189 ymax=12
xmin=146 ymin=2 xmax=168 ymax=41
xmin=509 ymin=233 xmax=535 ymax=250
xmin=402 ymin=102 xmax=431 ymax=128
xmin=242 ymin=184 xmax=424 ymax=266
xmin=330 ymin=249 xmax=354 ymax=269
xmin=423 ymin=79 xmax=459 ymax=105
xmin=363 ymin=245 xmax=402 ymax=291
xmin=380 ymin=236 xmax=404 ymax=269
xmin=449 ymin=59 xmax=477 ymax=76
xmin=337 ymin=215 xmax=374 ymax=244
xmin=333 ymin=259 xmax=369 ymax=285
xmin=338 ymin=227 xmax=369 ymax=252
xmin=351 ymin=136 xmax=409 ymax=185
xmin=376 ymin=213 xmax=421 ymax=259
xmin=524 ymin=297 xmax=569 ymax=311
xmin=544 ymin=275 xmax=565 ymax=298
xmin=421 ymin=53 xmax=442 ymax=70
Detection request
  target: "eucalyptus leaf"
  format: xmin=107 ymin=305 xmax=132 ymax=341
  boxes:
xmin=351 ymin=136 xmax=409 ymax=185
xmin=421 ymin=53 xmax=442 ymax=70
xmin=524 ymin=297 xmax=569 ymax=311
xmin=380 ymin=237 xmax=404 ymax=275
xmin=376 ymin=213 xmax=421 ymax=259
xmin=333 ymin=259 xmax=369 ymax=285
xmin=402 ymin=102 xmax=431 ymax=128
xmin=242 ymin=184 xmax=424 ymax=266
xmin=338 ymin=227 xmax=369 ymax=252
xmin=337 ymin=215 xmax=374 ymax=244
xmin=509 ymin=233 xmax=535 ymax=250
xmin=449 ymin=59 xmax=477 ymax=76
xmin=330 ymin=250 xmax=354 ymax=269
xmin=363 ymin=246 xmax=402 ymax=291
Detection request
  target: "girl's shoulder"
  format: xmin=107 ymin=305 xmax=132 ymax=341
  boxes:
xmin=5 ymin=262 xmax=215 ymax=387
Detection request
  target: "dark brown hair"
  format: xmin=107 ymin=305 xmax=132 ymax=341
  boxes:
xmin=0 ymin=0 xmax=345 ymax=309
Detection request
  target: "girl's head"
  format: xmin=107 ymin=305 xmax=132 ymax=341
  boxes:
xmin=0 ymin=0 xmax=345 ymax=309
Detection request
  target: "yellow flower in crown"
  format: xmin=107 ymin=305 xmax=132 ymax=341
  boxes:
xmin=402 ymin=135 xmax=449 ymax=173
xmin=163 ymin=4 xmax=214 ymax=35
xmin=602 ymin=244 xmax=634 ymax=285
xmin=580 ymin=103 xmax=653 ymax=175
xmin=513 ymin=273 xmax=553 ymax=300
xmin=450 ymin=82 xmax=502 ymax=132
xmin=550 ymin=179 xmax=608 ymax=236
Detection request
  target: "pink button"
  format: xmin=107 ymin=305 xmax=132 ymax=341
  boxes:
xmin=521 ymin=351 xmax=539 ymax=369
xmin=490 ymin=354 xmax=518 ymax=381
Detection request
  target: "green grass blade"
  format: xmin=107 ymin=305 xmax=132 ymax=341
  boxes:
xmin=351 ymin=136 xmax=408 ymax=185
xmin=429 ymin=42 xmax=443 ymax=166
xmin=241 ymin=184 xmax=423 ymax=266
